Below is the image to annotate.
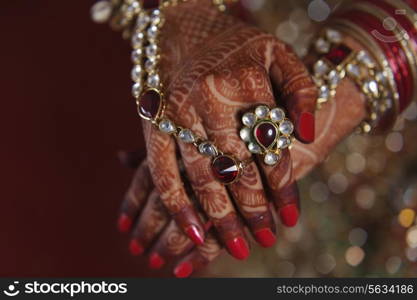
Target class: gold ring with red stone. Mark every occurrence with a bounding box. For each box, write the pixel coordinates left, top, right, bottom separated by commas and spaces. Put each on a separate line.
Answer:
239, 105, 294, 166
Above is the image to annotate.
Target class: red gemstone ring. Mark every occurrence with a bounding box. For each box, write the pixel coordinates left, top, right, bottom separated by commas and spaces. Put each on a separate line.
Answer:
239, 105, 294, 166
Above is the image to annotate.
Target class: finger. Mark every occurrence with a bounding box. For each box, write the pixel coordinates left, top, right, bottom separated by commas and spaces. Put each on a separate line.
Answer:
199, 59, 281, 246
117, 149, 146, 169
269, 42, 318, 143
177, 127, 250, 259
207, 125, 276, 248
129, 189, 169, 256
260, 148, 300, 227
144, 121, 206, 246
173, 233, 223, 278
118, 159, 152, 233
147, 220, 194, 270
229, 45, 301, 227
229, 163, 276, 247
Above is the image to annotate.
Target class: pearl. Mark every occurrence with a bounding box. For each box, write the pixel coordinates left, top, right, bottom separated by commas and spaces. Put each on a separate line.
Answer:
91, 1, 112, 24
270, 108, 285, 122
178, 129, 195, 143
147, 73, 160, 88
255, 105, 270, 118
132, 82, 142, 98
314, 60, 329, 76
239, 127, 251, 142
136, 12, 150, 30
159, 119, 176, 134
277, 136, 291, 149
242, 113, 256, 127
146, 44, 158, 58
279, 120, 294, 135
131, 32, 144, 49
248, 142, 261, 154
131, 65, 142, 82
198, 142, 218, 157
147, 25, 158, 40
315, 38, 330, 53
131, 48, 142, 64
325, 29, 342, 43
145, 58, 157, 72
264, 152, 280, 166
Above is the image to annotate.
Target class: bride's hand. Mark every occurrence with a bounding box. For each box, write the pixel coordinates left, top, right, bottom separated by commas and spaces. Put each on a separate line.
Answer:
117, 68, 367, 275
118, 1, 317, 260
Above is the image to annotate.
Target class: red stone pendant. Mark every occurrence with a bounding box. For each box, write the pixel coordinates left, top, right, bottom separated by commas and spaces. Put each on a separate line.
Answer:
254, 122, 277, 149
211, 155, 240, 184
325, 44, 352, 66
138, 89, 162, 120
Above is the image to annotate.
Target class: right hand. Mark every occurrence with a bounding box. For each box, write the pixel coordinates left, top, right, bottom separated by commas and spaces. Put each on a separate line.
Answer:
122, 0, 318, 260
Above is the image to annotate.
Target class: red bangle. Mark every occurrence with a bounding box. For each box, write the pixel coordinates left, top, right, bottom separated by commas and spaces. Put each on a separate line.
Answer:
403, 0, 417, 11
363, 0, 417, 55
337, 10, 413, 111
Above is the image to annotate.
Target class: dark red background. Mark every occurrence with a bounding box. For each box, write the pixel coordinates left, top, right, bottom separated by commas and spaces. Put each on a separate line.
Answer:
0, 1, 154, 276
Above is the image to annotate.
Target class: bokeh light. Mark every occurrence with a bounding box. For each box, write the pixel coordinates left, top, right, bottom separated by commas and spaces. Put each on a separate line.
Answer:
398, 208, 416, 228
406, 226, 417, 248
345, 246, 365, 267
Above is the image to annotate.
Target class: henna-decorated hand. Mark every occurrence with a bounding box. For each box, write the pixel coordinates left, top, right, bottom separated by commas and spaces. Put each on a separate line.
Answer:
118, 0, 318, 261
116, 0, 371, 269
118, 75, 365, 275
118, 151, 221, 275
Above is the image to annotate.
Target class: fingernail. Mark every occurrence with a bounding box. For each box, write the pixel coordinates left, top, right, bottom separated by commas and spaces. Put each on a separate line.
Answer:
297, 112, 315, 143
129, 239, 144, 256
254, 228, 277, 248
185, 225, 204, 245
226, 236, 249, 260
118, 214, 132, 233
174, 261, 193, 278
149, 252, 165, 269
280, 204, 299, 227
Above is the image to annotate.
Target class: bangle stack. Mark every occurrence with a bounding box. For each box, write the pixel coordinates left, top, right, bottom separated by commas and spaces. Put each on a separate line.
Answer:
312, 0, 417, 133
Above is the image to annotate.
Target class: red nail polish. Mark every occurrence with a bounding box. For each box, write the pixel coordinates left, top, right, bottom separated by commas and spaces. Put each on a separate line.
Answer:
129, 239, 144, 256
226, 236, 249, 260
254, 228, 277, 248
298, 112, 315, 143
280, 204, 299, 227
185, 225, 204, 245
174, 261, 193, 278
149, 252, 165, 269
118, 214, 132, 233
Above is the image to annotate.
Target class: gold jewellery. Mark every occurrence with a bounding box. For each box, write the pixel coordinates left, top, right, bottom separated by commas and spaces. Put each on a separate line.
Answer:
311, 28, 397, 133
90, 0, 293, 185
239, 105, 294, 166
